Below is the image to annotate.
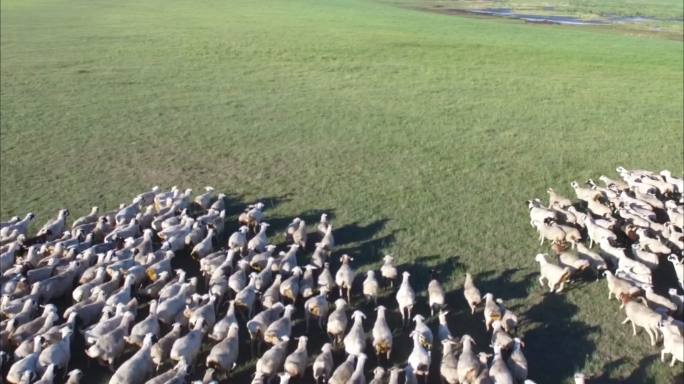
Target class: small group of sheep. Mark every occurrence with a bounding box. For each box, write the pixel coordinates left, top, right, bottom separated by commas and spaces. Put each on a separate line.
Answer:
1, 185, 541, 384
528, 167, 684, 373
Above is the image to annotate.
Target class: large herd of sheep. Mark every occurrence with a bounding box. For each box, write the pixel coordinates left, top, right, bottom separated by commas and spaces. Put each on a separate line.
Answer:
1, 186, 538, 384
1, 165, 682, 384
529, 167, 684, 378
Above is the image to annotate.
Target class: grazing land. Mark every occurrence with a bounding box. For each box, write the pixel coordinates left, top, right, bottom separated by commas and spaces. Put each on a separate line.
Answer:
1, 0, 682, 382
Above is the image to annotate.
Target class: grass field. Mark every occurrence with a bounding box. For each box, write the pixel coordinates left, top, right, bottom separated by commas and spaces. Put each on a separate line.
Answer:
1, 0, 683, 382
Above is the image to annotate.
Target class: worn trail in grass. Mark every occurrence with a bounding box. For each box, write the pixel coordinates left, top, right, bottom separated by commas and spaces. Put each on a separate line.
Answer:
1, 0, 683, 382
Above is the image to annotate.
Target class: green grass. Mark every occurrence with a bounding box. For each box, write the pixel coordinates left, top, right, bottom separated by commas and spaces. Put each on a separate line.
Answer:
1, 0, 683, 382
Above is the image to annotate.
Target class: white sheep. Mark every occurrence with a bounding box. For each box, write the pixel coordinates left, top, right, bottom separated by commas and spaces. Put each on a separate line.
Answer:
658, 318, 684, 366
622, 297, 663, 346
535, 254, 571, 293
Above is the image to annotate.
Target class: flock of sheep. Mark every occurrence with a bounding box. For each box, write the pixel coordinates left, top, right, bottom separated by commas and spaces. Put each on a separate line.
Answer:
0, 165, 682, 384
1, 186, 538, 384
529, 167, 684, 378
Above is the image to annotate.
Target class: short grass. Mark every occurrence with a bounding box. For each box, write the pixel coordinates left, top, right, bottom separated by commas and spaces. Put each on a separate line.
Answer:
1, 0, 683, 382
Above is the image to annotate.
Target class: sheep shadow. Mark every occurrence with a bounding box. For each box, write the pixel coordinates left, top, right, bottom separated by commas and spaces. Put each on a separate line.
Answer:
523, 294, 599, 383
592, 355, 684, 383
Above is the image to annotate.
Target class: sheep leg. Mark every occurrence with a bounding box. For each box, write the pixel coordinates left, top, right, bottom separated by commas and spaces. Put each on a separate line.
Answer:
670, 355, 676, 367
539, 235, 545, 246
556, 281, 565, 293
347, 287, 351, 304
661, 350, 667, 362
538, 276, 545, 287
647, 328, 656, 346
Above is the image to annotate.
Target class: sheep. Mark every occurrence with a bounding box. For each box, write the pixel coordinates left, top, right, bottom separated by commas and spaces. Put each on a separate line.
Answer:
440, 338, 460, 384
535, 253, 571, 293
507, 338, 528, 382
248, 222, 270, 253
227, 226, 249, 253
229, 259, 251, 295
85, 311, 136, 367
291, 219, 307, 249
239, 202, 266, 232
669, 288, 684, 316
604, 270, 640, 304
547, 188, 573, 208
126, 300, 161, 348
311, 245, 328, 269
38, 327, 72, 374
558, 251, 591, 277
255, 257, 276, 293
667, 254, 684, 289
369, 367, 386, 384
191, 225, 215, 259
156, 282, 191, 324
349, 353, 368, 384
245, 304, 285, 355
428, 269, 446, 316
396, 271, 416, 326
304, 287, 330, 331
283, 336, 308, 379
412, 314, 434, 350
380, 255, 398, 287
313, 342, 334, 383
6, 336, 43, 384
496, 299, 518, 334
642, 285, 678, 314
587, 199, 613, 218
110, 333, 156, 384
575, 243, 608, 274
599, 175, 629, 191
658, 318, 684, 366
170, 318, 206, 366
622, 297, 663, 346
372, 305, 393, 360
636, 228, 671, 254
387, 367, 402, 384
584, 216, 617, 248
362, 270, 379, 304
527, 199, 558, 225
463, 272, 482, 314
489, 345, 514, 384
300, 264, 317, 299
329, 354, 356, 384
457, 334, 481, 383
335, 254, 355, 303
344, 310, 367, 356
261, 274, 282, 309
436, 310, 453, 343
408, 330, 431, 380
146, 360, 189, 384
491, 320, 514, 351
571, 181, 603, 203
65, 369, 83, 384
263, 304, 295, 345
278, 244, 300, 275
37, 209, 69, 241
151, 322, 183, 369
531, 218, 565, 246
280, 267, 302, 304
234, 273, 258, 319
206, 323, 240, 375
327, 299, 349, 346
254, 339, 289, 382
318, 224, 335, 253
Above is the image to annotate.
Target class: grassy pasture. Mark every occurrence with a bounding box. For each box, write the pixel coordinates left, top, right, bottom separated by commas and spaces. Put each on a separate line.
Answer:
1, 0, 683, 382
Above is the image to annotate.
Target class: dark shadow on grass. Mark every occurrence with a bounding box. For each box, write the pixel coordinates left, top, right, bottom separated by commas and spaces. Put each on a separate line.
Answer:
524, 294, 599, 383
591, 355, 679, 383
